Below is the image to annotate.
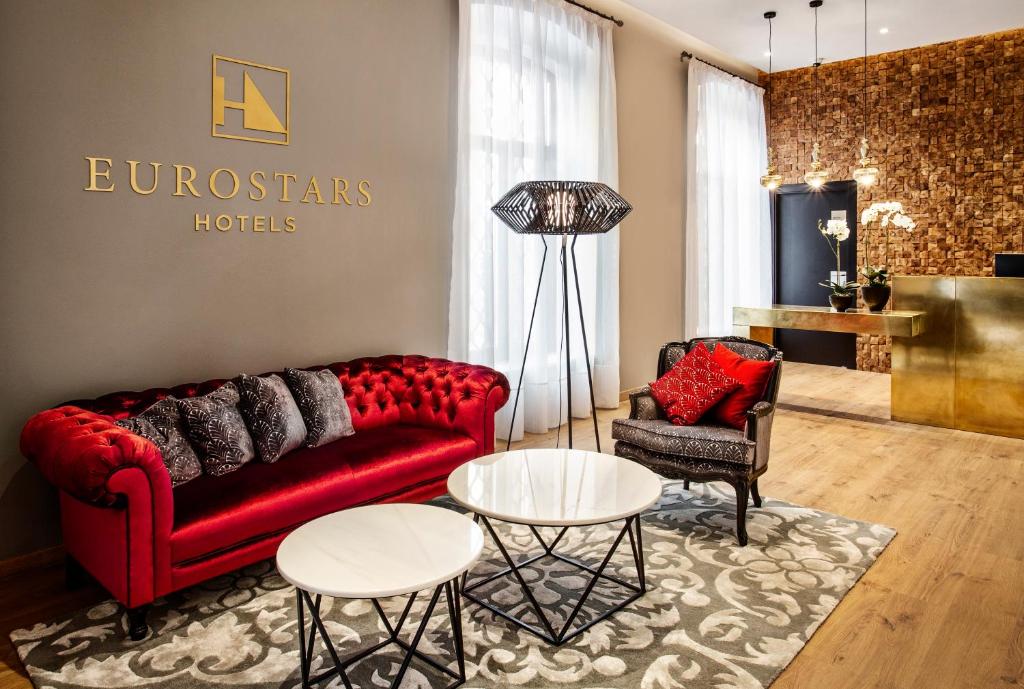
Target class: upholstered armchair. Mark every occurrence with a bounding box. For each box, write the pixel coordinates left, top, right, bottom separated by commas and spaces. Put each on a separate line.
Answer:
612, 337, 783, 546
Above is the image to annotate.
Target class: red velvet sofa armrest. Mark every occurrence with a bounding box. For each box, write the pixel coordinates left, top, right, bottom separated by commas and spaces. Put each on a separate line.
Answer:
449, 361, 511, 454
21, 405, 173, 506
399, 357, 510, 455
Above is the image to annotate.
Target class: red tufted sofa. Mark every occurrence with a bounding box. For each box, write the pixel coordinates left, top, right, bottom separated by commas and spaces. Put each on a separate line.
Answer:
21, 355, 509, 638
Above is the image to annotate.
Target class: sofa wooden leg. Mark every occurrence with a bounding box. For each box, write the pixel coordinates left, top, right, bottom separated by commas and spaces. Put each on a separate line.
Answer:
683, 479, 690, 490
751, 479, 762, 507
734, 480, 750, 546
65, 555, 89, 590
126, 605, 151, 641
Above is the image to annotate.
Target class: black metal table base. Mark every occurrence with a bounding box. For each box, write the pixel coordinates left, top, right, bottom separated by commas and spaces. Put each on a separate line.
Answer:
295, 578, 466, 689
461, 514, 647, 646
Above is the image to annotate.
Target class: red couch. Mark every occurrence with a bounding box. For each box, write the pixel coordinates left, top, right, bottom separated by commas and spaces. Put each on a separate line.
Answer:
21, 355, 509, 639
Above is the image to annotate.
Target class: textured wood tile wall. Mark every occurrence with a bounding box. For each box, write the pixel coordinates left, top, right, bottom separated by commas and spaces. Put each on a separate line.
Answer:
762, 28, 1024, 372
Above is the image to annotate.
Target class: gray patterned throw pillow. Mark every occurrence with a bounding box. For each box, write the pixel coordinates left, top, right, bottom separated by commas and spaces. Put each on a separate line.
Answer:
236, 373, 308, 463
116, 397, 202, 487
177, 382, 255, 476
284, 368, 355, 447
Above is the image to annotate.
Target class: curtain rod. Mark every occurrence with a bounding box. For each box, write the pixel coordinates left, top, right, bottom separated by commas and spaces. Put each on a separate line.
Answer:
565, 0, 624, 26
680, 51, 760, 88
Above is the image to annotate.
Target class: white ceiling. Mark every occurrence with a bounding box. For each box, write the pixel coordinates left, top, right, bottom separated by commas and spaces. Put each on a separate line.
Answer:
622, 0, 1024, 72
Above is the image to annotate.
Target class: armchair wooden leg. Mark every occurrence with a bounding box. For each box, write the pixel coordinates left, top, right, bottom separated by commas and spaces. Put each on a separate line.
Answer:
126, 605, 151, 641
733, 480, 750, 546
683, 479, 690, 490
751, 479, 762, 508
65, 555, 89, 590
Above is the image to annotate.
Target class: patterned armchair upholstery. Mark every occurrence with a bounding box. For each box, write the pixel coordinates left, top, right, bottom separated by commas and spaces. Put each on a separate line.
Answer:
612, 337, 782, 545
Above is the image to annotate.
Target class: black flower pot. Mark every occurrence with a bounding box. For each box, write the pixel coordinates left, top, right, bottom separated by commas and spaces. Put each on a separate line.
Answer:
860, 284, 891, 312
829, 293, 855, 312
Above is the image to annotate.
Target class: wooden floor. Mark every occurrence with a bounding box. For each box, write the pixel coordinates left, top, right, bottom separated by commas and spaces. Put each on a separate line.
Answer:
1, 361, 1022, 688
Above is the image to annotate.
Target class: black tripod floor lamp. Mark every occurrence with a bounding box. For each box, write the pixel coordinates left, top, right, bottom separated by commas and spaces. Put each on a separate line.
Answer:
491, 181, 632, 452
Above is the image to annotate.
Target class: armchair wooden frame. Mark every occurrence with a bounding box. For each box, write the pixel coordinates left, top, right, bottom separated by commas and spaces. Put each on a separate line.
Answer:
613, 337, 783, 545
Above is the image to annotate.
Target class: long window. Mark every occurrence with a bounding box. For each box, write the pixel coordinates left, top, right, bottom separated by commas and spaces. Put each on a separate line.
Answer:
448, 0, 620, 441
685, 60, 773, 338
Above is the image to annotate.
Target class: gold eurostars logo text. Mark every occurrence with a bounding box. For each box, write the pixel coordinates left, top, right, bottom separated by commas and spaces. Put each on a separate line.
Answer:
84, 157, 372, 234
81, 55, 373, 234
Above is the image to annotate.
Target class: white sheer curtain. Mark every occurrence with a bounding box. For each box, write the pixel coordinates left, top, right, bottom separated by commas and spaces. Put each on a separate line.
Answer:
684, 60, 773, 338
448, 0, 620, 442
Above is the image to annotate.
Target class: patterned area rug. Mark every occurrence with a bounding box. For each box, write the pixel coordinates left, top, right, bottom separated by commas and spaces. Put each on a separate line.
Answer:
11, 481, 894, 689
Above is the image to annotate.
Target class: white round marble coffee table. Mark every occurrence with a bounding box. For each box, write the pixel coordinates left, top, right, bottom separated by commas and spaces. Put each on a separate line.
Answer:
277, 503, 483, 689
447, 448, 662, 646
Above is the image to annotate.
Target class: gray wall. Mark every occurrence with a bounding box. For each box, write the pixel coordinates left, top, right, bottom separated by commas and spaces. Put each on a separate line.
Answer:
0, 0, 458, 559
0, 0, 760, 561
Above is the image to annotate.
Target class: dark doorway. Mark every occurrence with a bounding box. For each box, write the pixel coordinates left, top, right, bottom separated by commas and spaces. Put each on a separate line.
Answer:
773, 181, 858, 368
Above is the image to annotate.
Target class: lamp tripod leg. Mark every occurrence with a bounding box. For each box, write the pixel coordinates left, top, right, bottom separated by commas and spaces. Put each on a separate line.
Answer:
506, 238, 548, 450
561, 236, 573, 449
570, 237, 601, 452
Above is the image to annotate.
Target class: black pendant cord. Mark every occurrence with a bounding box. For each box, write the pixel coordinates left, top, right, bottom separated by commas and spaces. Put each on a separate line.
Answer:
862, 0, 868, 143
766, 11, 775, 151
768, 16, 773, 133
863, 0, 867, 142
561, 237, 573, 449
813, 2, 820, 146
571, 236, 601, 452
505, 238, 549, 451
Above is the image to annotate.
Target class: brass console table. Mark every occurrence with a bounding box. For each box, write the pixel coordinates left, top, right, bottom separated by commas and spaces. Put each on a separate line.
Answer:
732, 304, 926, 344
732, 275, 1024, 440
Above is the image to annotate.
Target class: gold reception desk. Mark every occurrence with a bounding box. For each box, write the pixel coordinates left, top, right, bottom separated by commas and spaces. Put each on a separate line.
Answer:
733, 276, 1024, 440
891, 276, 1024, 439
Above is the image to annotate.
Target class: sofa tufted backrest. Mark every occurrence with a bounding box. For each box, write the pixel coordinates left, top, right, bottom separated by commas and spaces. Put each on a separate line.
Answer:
325, 355, 495, 432
25, 356, 508, 507
66, 355, 508, 435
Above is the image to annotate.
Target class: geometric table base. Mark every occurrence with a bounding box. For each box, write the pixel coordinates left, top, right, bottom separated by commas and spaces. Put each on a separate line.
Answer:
295, 579, 466, 689
461, 514, 647, 647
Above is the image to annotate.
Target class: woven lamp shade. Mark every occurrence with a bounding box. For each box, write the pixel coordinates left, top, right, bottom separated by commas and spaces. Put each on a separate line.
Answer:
491, 181, 632, 235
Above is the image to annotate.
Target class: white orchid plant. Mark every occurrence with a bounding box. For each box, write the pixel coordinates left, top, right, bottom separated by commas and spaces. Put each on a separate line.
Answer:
860, 201, 916, 286
861, 201, 916, 231
817, 219, 857, 295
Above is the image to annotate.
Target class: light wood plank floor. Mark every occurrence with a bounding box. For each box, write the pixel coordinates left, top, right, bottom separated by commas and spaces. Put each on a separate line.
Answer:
1, 362, 1021, 688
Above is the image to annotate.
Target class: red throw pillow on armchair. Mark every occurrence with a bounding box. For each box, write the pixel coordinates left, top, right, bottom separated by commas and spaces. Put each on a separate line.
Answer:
707, 344, 777, 430
649, 344, 741, 426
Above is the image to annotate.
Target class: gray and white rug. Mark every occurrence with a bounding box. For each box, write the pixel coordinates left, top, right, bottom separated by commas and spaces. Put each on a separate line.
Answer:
11, 481, 895, 689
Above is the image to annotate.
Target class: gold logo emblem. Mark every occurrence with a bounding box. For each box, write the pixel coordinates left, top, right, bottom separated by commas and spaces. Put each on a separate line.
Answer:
212, 55, 290, 145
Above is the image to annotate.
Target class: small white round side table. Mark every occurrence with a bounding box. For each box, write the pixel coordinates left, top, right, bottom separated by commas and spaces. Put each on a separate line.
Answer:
277, 503, 483, 689
447, 448, 662, 646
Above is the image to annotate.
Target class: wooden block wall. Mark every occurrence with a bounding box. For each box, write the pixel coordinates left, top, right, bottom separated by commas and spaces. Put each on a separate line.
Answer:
762, 28, 1024, 372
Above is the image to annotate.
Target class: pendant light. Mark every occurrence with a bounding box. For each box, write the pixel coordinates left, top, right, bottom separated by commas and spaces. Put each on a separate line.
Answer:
804, 0, 829, 189
759, 10, 783, 190
853, 0, 880, 186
